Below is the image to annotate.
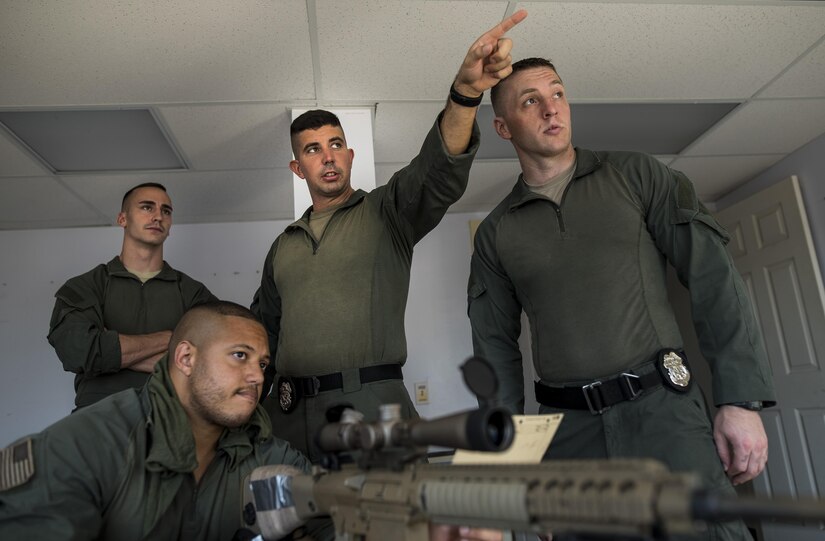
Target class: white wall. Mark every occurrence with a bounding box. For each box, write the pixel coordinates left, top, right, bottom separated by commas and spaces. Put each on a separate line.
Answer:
0, 213, 488, 447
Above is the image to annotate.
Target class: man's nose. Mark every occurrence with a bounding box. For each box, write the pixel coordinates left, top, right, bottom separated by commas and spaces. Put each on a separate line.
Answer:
248, 362, 265, 384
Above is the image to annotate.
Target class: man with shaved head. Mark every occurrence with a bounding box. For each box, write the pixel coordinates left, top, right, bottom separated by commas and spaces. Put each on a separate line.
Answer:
48, 182, 217, 409
2, 301, 326, 539
1, 301, 502, 541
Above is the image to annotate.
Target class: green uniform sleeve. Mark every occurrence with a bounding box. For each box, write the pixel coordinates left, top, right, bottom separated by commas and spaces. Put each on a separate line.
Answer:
47, 273, 122, 376
0, 430, 116, 539
467, 215, 526, 414
382, 112, 480, 244
251, 239, 282, 399
634, 157, 776, 407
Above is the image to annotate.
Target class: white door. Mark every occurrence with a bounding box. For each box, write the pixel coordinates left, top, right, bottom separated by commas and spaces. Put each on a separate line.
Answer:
715, 175, 825, 540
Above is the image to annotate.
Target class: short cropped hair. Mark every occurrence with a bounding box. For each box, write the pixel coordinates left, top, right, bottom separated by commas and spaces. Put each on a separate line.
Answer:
169, 301, 262, 357
121, 182, 168, 211
290, 110, 343, 155
490, 58, 560, 116
290, 109, 341, 136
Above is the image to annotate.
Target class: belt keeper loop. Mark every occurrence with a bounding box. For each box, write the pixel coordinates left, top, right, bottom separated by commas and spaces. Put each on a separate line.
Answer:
306, 376, 321, 397
620, 372, 642, 401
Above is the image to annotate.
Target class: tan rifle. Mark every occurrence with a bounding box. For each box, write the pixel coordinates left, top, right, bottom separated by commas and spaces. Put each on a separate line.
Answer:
242, 359, 825, 540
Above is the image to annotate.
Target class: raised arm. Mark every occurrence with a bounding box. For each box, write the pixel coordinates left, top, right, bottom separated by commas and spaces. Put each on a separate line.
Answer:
440, 9, 527, 155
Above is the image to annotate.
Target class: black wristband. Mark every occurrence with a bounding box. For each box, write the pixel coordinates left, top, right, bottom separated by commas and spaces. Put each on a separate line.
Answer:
449, 83, 483, 107
727, 401, 763, 411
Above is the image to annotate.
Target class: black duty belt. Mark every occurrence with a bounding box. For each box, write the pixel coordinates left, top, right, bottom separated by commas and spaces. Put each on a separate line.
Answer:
292, 363, 403, 396
534, 349, 692, 415
277, 364, 404, 414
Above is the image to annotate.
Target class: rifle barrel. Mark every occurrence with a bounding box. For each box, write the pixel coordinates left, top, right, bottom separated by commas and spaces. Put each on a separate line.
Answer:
692, 490, 825, 523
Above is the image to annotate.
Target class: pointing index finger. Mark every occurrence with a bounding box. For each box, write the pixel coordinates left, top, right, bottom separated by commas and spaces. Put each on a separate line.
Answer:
484, 9, 527, 41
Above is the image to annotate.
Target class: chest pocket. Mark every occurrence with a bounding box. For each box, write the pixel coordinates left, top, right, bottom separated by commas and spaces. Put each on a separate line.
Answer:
103, 277, 186, 334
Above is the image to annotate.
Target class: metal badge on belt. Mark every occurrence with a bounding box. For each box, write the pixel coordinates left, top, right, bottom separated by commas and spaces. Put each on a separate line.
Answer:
657, 349, 692, 392
278, 377, 298, 414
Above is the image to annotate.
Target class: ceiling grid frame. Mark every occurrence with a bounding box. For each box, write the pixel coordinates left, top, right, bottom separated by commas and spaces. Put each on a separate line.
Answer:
0, 0, 823, 228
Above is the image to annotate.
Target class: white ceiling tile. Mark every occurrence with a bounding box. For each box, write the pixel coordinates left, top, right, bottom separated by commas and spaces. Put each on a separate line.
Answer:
453, 160, 522, 213
669, 154, 786, 202
374, 163, 405, 189
373, 102, 447, 164
1, 1, 823, 230
160, 171, 296, 223
0, 132, 51, 176
653, 155, 678, 166
519, 2, 825, 100
315, 1, 508, 101
0, 177, 108, 229
63, 170, 295, 225
378, 158, 503, 211
685, 98, 825, 156
0, 0, 315, 105
381, 159, 523, 215
158, 104, 293, 170
760, 37, 825, 98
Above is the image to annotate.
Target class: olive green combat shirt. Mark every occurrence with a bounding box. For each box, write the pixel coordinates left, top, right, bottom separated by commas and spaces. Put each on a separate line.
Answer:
48, 257, 217, 408
468, 149, 776, 413
0, 358, 331, 540
253, 114, 480, 379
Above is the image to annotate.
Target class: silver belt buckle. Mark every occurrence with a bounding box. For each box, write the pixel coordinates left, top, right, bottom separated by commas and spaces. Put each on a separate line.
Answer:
582, 380, 608, 415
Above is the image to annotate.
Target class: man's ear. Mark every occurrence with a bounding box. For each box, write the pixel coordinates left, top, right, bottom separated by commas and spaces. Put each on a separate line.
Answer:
289, 160, 305, 179
116, 211, 127, 228
493, 117, 512, 140
173, 341, 196, 376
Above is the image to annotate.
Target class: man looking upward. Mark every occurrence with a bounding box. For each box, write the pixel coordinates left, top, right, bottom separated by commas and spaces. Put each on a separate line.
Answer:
468, 58, 775, 541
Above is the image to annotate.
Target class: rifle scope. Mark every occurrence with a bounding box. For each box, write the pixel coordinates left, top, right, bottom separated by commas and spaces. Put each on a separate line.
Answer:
317, 406, 515, 454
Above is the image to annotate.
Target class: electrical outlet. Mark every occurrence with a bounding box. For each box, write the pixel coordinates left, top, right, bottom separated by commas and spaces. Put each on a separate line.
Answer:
414, 381, 429, 404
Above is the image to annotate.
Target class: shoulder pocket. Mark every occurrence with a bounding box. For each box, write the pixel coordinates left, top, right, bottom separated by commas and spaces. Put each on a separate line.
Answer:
55, 287, 99, 310
670, 172, 730, 243
468, 280, 487, 300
